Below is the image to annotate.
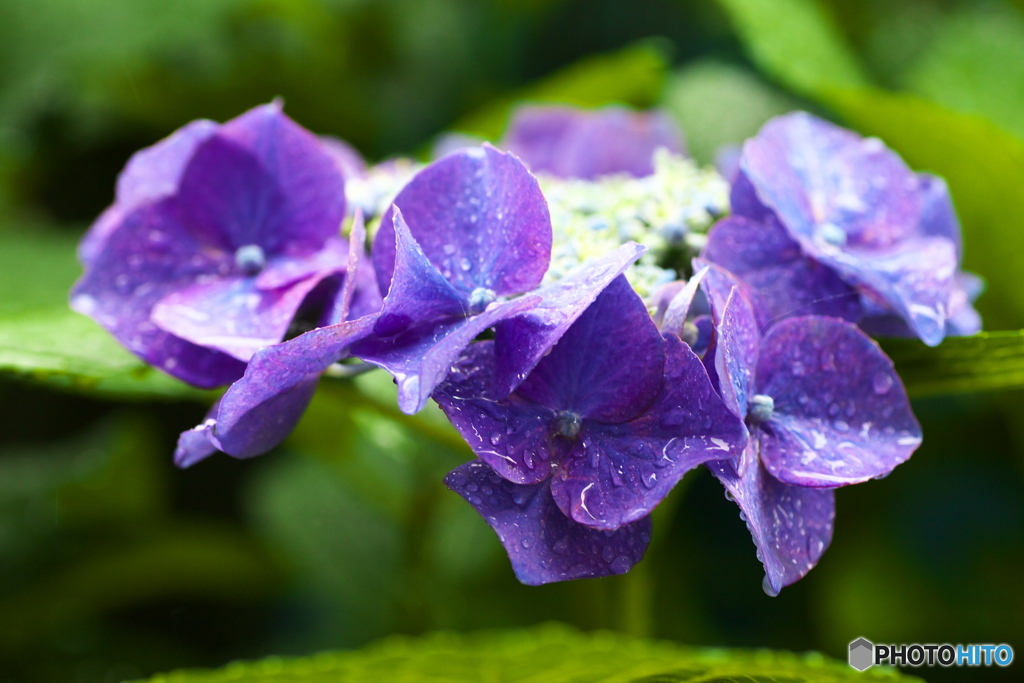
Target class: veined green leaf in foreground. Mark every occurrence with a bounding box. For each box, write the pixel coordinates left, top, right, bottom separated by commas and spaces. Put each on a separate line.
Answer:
142, 624, 918, 682
0, 306, 212, 400
883, 331, 1024, 399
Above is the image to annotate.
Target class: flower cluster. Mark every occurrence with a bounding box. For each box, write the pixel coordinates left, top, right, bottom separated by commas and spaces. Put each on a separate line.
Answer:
73, 103, 974, 592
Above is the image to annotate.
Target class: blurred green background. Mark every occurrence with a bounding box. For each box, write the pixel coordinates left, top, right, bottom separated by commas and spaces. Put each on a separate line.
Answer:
1, 1, 1022, 681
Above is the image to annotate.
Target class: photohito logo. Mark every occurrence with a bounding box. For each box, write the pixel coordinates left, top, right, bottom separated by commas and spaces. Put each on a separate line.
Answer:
848, 638, 1014, 670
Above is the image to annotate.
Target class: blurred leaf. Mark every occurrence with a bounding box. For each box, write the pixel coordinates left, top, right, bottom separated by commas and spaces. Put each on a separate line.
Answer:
883, 331, 1024, 399
903, 3, 1024, 141
0, 227, 82, 313
0, 523, 280, 655
452, 41, 671, 140
0, 307, 214, 400
714, 0, 869, 97
140, 623, 920, 681
825, 89, 1024, 331
663, 59, 799, 164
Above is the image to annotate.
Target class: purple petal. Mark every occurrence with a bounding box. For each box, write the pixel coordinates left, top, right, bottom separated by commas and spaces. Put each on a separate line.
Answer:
660, 265, 708, 337
353, 294, 542, 415
445, 460, 652, 585
219, 102, 347, 253
703, 215, 862, 322
319, 210, 379, 326
729, 170, 776, 224
70, 199, 245, 388
151, 267, 332, 361
503, 105, 686, 179
373, 145, 552, 298
80, 120, 219, 264
491, 242, 645, 398
823, 237, 957, 346
197, 315, 379, 461
693, 258, 773, 332
756, 316, 921, 487
705, 282, 760, 419
373, 209, 470, 337
708, 447, 835, 595
946, 272, 983, 337
320, 134, 367, 181
515, 274, 663, 424
434, 342, 565, 485
254, 236, 348, 290
741, 113, 922, 253
551, 336, 747, 529
917, 172, 962, 258
174, 405, 219, 468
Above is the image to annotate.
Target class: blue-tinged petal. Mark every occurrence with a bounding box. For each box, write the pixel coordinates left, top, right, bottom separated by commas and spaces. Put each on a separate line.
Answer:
660, 266, 708, 337
178, 315, 379, 465
254, 236, 348, 291
706, 284, 760, 420
80, 120, 218, 264
434, 342, 564, 485
917, 172, 962, 258
373, 209, 469, 337
491, 242, 645, 398
150, 270, 331, 362
823, 236, 957, 346
353, 295, 542, 415
551, 336, 747, 529
319, 210, 382, 326
515, 275, 663, 425
693, 258, 773, 332
756, 316, 921, 487
740, 112, 922, 252
372, 145, 551, 298
445, 460, 652, 585
219, 102, 347, 253
70, 199, 245, 388
708, 446, 835, 596
703, 215, 862, 323
175, 415, 219, 468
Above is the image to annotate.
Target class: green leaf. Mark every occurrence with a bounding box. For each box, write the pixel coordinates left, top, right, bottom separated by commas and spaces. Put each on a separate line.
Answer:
140, 624, 920, 682
452, 40, 671, 140
883, 331, 1024, 399
0, 306, 213, 400
824, 88, 1024, 331
0, 227, 82, 314
714, 0, 869, 97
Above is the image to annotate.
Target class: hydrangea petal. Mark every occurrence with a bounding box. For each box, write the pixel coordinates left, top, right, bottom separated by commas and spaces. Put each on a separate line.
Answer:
660, 265, 708, 337
219, 102, 347, 253
500, 106, 579, 174
353, 295, 542, 415
151, 270, 329, 361
917, 173, 962, 258
373, 209, 470, 337
80, 120, 218, 264
254, 236, 348, 290
709, 286, 760, 420
434, 342, 565, 485
515, 275, 664, 424
703, 215, 862, 322
373, 145, 552, 297
707, 446, 835, 596
175, 416, 219, 468
551, 336, 747, 529
757, 316, 921, 487
823, 237, 957, 346
70, 199, 245, 388
445, 460, 652, 585
741, 112, 922, 252
491, 242, 645, 398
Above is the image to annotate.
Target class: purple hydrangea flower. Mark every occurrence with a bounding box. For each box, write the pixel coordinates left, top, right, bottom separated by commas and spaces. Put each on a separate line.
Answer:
360, 144, 645, 414
501, 105, 686, 179
438, 275, 746, 583
693, 262, 922, 594
704, 112, 980, 346
71, 102, 351, 388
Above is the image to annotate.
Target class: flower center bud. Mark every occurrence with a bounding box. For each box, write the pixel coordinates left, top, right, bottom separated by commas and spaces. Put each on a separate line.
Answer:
816, 222, 847, 248
681, 320, 700, 347
235, 244, 266, 276
747, 394, 775, 424
554, 411, 582, 439
468, 287, 497, 315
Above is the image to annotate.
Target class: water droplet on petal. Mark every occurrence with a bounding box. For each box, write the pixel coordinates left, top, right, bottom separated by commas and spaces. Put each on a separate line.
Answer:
762, 575, 780, 597
873, 371, 893, 395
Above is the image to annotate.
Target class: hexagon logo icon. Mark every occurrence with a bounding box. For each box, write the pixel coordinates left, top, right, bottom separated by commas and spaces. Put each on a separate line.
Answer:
849, 637, 874, 671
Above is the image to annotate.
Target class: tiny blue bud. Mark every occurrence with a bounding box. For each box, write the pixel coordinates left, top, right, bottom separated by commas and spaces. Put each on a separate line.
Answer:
816, 222, 847, 247
554, 411, 582, 439
235, 244, 266, 276
748, 394, 775, 424
468, 287, 497, 314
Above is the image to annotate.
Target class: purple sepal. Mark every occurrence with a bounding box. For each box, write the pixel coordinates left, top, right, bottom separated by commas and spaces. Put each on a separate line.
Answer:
321, 210, 382, 326
550, 336, 747, 530
707, 447, 835, 596
445, 460, 652, 586
502, 105, 686, 180
320, 135, 367, 181
660, 266, 708, 337
174, 410, 219, 468
373, 145, 552, 299
175, 314, 379, 466
703, 215, 862, 323
756, 317, 921, 487
354, 295, 542, 415
80, 119, 218, 264
373, 209, 469, 337
917, 173, 962, 258
491, 242, 646, 398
